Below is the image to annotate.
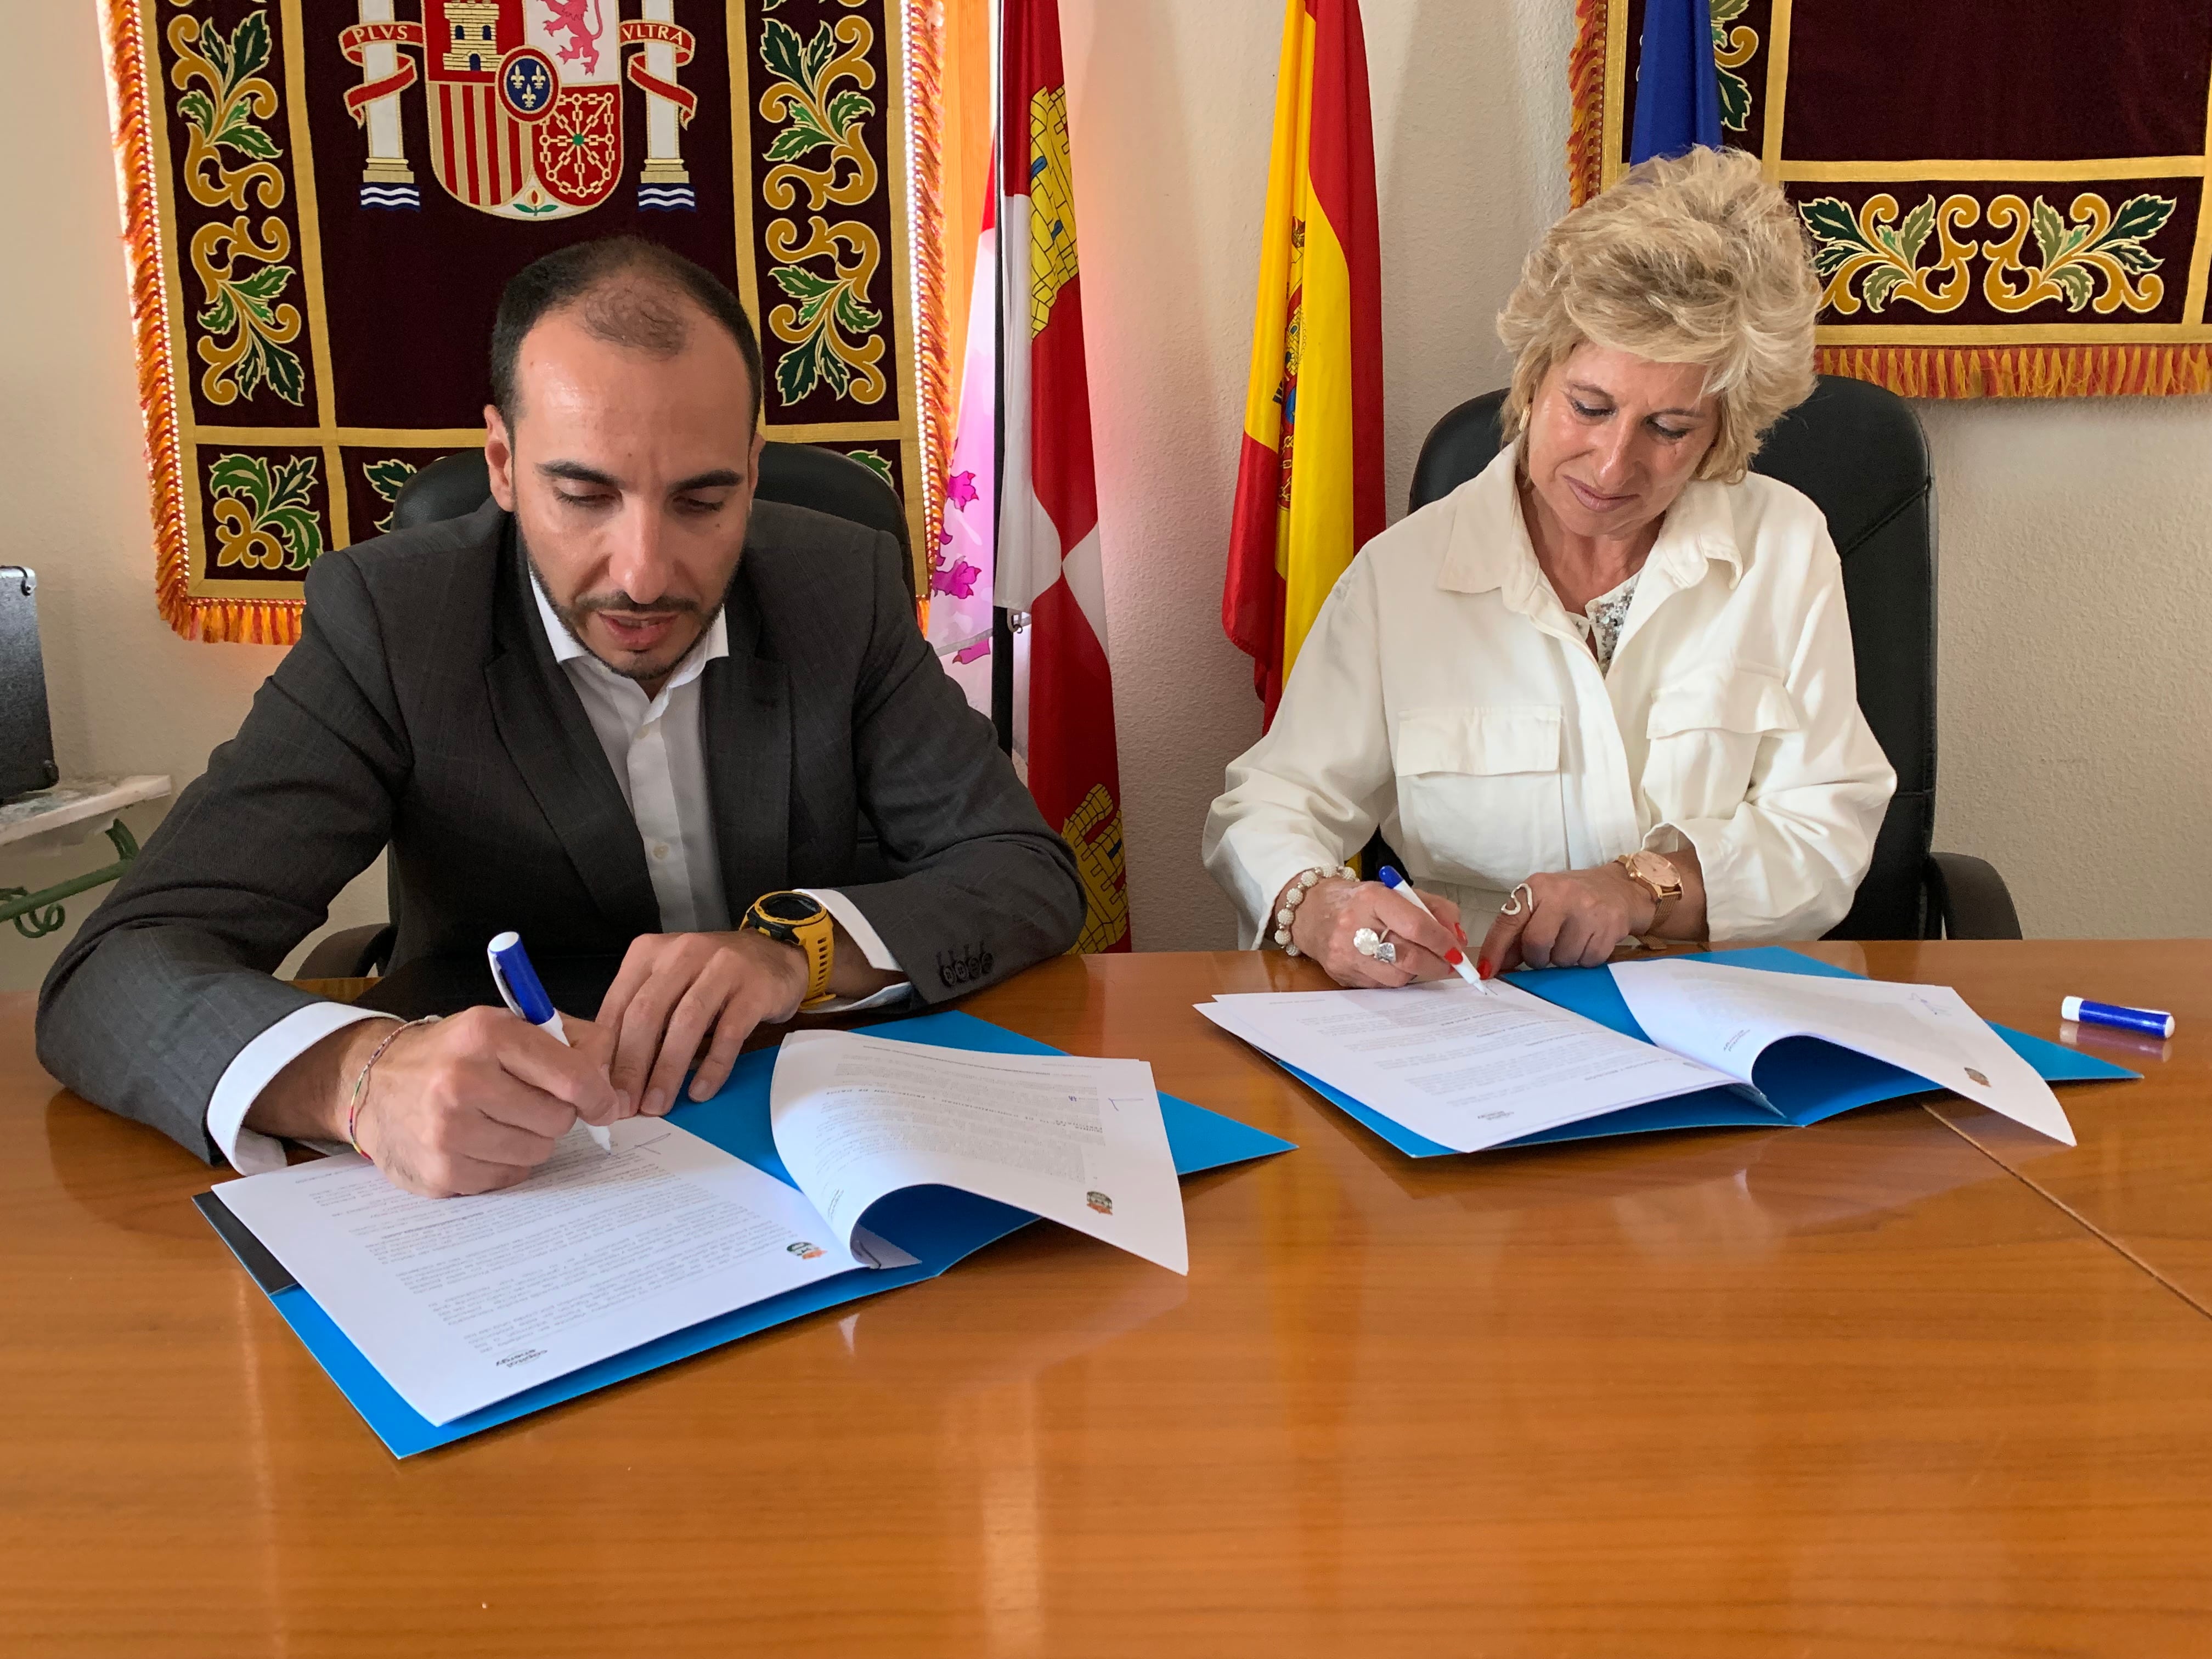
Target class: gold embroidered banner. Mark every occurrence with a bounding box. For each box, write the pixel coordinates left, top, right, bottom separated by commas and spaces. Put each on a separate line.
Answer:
103, 0, 951, 643
1570, 0, 2212, 398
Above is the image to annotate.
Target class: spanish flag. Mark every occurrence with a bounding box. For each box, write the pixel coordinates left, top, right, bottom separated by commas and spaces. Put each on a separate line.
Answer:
1223, 0, 1385, 726
996, 0, 1131, 951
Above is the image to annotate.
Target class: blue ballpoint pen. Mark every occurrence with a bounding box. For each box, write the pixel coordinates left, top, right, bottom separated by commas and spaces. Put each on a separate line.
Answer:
1376, 866, 1488, 990
487, 930, 612, 1150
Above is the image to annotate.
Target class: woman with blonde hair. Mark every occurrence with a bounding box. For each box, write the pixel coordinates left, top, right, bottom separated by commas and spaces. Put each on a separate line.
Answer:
1204, 146, 1894, 986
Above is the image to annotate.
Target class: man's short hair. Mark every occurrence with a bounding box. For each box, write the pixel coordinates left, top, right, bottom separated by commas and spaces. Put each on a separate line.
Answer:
489, 236, 764, 429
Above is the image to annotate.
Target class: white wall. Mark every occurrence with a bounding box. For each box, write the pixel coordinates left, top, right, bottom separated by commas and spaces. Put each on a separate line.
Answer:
2, 2, 2205, 997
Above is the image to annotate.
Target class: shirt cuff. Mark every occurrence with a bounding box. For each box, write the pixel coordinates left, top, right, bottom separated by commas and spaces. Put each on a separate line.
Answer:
798, 888, 901, 971
207, 1002, 397, 1174
795, 888, 913, 1012
811, 982, 915, 1014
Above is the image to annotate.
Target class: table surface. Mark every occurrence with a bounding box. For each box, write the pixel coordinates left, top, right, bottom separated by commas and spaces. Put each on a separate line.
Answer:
4, 941, 2210, 1658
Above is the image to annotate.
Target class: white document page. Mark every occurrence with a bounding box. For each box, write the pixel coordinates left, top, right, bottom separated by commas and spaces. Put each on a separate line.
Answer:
1609, 958, 2075, 1145
769, 1030, 1189, 1275
214, 1118, 906, 1425
1197, 979, 1742, 1153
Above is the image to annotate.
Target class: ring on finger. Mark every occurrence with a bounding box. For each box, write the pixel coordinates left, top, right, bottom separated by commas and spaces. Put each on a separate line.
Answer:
1502, 882, 1536, 919
1352, 927, 1385, 959
1374, 940, 1398, 966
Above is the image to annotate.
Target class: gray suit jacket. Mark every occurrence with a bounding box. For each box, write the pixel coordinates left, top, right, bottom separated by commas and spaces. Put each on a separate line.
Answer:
37, 498, 1085, 1162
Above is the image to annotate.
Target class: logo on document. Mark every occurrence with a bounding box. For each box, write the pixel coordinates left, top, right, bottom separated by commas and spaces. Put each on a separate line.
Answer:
1965, 1068, 1989, 1087
337, 2, 701, 216
787, 1240, 826, 1261
1085, 1190, 1112, 1216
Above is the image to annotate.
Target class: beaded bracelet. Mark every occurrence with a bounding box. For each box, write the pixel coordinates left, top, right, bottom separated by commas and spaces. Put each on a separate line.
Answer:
1270, 864, 1361, 957
345, 1014, 442, 1160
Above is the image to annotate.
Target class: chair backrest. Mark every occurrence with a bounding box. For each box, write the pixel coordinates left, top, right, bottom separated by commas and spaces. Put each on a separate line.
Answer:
388, 442, 917, 599
1406, 375, 1935, 939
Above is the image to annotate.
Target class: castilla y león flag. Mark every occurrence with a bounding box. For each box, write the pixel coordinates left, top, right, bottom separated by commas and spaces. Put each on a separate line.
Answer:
1223, 0, 1385, 726
998, 0, 1130, 952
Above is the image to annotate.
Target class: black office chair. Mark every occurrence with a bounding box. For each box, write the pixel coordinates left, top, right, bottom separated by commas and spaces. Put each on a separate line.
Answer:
1404, 374, 2020, 940
297, 441, 913, 978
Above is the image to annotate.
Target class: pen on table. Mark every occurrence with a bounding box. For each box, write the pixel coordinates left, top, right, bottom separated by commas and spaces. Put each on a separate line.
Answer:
2061, 996, 2175, 1040
1376, 866, 1487, 988
487, 930, 613, 1150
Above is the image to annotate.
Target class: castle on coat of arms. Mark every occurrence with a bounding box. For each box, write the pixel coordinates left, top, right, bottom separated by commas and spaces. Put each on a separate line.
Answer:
338, 1, 701, 218
442, 3, 504, 73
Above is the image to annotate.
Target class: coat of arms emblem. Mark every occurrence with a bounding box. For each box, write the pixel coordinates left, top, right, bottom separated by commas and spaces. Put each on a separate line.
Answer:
338, 1, 698, 218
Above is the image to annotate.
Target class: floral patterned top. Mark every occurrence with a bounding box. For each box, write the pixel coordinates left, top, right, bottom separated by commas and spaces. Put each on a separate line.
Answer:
1567, 572, 1640, 674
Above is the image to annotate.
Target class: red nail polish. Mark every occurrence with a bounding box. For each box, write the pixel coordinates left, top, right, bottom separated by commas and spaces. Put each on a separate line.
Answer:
1455, 924, 1468, 943
1446, 948, 1464, 966
1477, 957, 1493, 979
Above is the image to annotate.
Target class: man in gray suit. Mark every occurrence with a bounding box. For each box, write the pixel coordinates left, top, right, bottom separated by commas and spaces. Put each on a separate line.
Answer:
38, 238, 1084, 1198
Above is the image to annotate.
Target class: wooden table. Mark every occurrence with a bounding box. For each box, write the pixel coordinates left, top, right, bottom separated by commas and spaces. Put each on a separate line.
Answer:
4, 943, 2210, 1658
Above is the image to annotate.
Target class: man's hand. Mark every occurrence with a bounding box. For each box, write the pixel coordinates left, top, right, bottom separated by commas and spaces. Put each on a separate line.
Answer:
245, 1006, 627, 1200
1285, 876, 1466, 989
597, 930, 809, 1116
353, 1008, 628, 1197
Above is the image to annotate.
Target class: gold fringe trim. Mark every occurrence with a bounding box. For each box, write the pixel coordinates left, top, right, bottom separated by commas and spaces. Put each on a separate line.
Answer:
1819, 344, 2212, 399
905, 0, 951, 604
1566, 0, 1609, 208
101, 0, 303, 646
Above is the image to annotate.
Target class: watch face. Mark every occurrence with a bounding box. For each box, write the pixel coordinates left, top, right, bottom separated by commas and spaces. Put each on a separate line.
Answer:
755, 890, 826, 926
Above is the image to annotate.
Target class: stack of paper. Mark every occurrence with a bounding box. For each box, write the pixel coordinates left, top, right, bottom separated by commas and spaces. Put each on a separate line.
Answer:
1200, 952, 2115, 1158
211, 1025, 1212, 1432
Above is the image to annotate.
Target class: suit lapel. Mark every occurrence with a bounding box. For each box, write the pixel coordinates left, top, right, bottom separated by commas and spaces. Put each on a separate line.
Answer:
483, 533, 660, 939
703, 574, 792, 913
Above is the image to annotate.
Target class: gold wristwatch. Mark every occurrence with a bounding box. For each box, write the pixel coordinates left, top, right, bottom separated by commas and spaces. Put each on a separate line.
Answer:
1613, 850, 1685, 933
741, 891, 837, 1009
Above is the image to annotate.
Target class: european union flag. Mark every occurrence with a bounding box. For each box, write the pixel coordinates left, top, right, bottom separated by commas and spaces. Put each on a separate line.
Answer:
1629, 0, 1724, 163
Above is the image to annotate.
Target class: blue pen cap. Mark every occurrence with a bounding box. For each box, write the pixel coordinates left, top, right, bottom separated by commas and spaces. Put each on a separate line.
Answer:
1377, 866, 1406, 888
487, 930, 557, 1025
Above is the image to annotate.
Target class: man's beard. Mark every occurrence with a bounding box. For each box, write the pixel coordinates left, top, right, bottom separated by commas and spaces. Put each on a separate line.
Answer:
524, 548, 726, 686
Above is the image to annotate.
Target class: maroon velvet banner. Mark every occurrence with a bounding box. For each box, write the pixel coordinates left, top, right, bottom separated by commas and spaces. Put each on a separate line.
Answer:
1570, 0, 2212, 399
104, 0, 942, 642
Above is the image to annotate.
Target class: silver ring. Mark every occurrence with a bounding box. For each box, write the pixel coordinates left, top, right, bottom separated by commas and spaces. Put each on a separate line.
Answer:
1501, 882, 1536, 918
1375, 940, 1398, 966
1352, 927, 1384, 958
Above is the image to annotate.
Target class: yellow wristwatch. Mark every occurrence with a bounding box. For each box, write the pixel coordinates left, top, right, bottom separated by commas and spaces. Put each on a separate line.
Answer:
742, 891, 837, 1009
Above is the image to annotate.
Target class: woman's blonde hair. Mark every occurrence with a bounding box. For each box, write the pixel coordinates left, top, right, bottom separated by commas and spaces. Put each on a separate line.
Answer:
1495, 146, 1819, 482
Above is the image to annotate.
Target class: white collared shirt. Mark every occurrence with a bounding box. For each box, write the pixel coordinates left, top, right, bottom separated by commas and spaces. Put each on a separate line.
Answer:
1203, 445, 1897, 945
204, 578, 907, 1175
534, 577, 733, 934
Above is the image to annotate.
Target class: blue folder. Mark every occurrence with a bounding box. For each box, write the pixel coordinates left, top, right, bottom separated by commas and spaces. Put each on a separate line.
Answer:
198, 1010, 1294, 1457
1257, 946, 2138, 1160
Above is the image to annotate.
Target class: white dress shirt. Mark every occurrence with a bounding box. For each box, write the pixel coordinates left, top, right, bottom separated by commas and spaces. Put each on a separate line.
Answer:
205, 578, 908, 1173
1203, 445, 1897, 946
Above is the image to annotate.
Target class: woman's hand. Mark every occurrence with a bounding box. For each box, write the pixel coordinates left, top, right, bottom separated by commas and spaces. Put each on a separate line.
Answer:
1285, 876, 1467, 988
1477, 865, 1656, 974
